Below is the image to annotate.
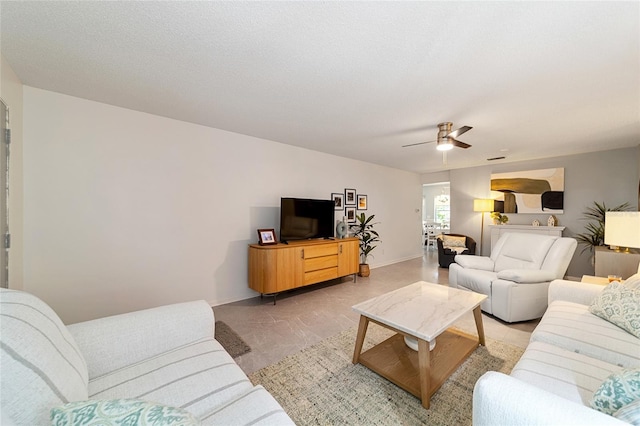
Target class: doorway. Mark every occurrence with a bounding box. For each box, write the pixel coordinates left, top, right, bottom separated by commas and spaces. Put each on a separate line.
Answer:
422, 183, 450, 228
422, 182, 450, 249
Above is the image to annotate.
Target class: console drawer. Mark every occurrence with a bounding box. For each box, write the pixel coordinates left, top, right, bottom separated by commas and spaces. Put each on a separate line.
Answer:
305, 255, 338, 272
303, 244, 338, 259
304, 267, 338, 285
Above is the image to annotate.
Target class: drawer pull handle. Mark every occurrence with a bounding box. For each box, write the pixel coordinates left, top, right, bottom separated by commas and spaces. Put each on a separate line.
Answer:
339, 245, 343, 254
301, 249, 304, 259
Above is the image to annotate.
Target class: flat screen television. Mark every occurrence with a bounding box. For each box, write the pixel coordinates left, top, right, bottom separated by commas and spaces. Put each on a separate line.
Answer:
280, 197, 335, 242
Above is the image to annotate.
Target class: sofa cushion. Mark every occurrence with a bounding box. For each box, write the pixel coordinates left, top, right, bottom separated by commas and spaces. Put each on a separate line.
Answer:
496, 269, 557, 284
88, 338, 254, 420
511, 341, 622, 405
200, 385, 294, 425
531, 300, 640, 368
591, 368, 640, 415
50, 398, 200, 426
453, 255, 494, 271
68, 300, 216, 378
589, 282, 640, 338
492, 233, 556, 272
0, 289, 89, 426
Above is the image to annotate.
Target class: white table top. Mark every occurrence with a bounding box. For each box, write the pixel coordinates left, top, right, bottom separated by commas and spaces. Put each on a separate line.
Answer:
352, 281, 487, 342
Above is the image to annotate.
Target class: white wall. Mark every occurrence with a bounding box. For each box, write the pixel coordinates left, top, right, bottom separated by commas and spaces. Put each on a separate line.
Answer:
428, 148, 640, 277
23, 87, 422, 323
0, 55, 24, 290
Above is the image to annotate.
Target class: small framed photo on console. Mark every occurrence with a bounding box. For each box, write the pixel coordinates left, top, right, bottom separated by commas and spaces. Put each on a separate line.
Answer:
257, 228, 278, 245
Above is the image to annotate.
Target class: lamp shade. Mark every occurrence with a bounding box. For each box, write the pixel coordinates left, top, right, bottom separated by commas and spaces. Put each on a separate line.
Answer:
605, 211, 640, 249
474, 199, 495, 212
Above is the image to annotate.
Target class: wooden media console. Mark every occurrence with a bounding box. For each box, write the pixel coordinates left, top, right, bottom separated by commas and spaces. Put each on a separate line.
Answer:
248, 237, 359, 301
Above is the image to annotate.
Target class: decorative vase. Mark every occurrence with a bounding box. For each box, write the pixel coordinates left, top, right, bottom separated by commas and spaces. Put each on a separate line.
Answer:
358, 264, 370, 277
336, 219, 348, 239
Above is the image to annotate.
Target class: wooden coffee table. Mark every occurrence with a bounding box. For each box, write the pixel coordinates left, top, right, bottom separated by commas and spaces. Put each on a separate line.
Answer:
352, 281, 487, 409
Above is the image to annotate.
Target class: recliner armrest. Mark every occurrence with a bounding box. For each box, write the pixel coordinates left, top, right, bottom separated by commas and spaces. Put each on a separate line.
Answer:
454, 255, 494, 271
496, 269, 557, 283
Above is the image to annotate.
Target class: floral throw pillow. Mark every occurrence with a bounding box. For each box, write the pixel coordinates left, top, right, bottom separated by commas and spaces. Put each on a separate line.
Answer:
51, 399, 200, 426
591, 369, 640, 416
589, 281, 640, 338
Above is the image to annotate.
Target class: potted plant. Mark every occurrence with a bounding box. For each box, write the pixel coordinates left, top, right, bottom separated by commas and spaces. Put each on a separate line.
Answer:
350, 213, 381, 277
490, 212, 509, 225
575, 201, 631, 256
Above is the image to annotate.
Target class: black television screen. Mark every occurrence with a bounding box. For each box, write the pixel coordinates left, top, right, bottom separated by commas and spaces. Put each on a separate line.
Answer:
280, 198, 335, 242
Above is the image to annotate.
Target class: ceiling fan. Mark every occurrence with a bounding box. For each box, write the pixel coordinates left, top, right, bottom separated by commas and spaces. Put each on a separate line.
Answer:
402, 122, 473, 151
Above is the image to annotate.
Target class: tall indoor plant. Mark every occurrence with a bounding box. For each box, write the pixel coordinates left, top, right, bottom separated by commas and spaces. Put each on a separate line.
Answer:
575, 201, 631, 256
350, 213, 381, 277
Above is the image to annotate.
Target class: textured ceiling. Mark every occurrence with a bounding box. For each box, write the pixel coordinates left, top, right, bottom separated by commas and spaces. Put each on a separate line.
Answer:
2, 1, 639, 173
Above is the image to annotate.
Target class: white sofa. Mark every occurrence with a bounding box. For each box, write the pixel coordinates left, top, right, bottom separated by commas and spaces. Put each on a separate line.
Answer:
449, 232, 577, 322
473, 279, 640, 425
0, 288, 294, 425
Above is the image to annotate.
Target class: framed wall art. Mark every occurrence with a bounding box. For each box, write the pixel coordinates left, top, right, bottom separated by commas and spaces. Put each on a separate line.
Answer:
345, 207, 357, 223
257, 228, 278, 245
345, 188, 357, 206
357, 194, 367, 210
491, 168, 564, 214
331, 192, 344, 210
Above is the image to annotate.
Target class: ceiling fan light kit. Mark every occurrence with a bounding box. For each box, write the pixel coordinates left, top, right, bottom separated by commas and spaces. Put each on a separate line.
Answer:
436, 138, 454, 151
402, 121, 473, 152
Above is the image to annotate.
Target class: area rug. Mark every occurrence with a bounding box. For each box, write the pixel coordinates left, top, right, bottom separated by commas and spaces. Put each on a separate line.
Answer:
214, 320, 251, 358
249, 325, 524, 425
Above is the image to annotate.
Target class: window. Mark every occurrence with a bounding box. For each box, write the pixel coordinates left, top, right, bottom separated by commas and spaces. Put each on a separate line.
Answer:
434, 195, 450, 225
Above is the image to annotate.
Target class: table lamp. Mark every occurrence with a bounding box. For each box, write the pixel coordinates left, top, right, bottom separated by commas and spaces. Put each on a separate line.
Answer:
605, 211, 640, 252
473, 199, 495, 255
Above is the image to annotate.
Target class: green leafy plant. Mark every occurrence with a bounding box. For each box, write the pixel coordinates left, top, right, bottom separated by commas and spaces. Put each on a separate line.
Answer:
350, 213, 381, 264
490, 212, 509, 224
575, 201, 631, 254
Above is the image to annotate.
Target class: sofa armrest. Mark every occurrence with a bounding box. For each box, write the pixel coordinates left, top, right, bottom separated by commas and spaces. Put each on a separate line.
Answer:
473, 372, 626, 426
454, 255, 494, 271
496, 269, 557, 283
68, 300, 215, 378
548, 279, 605, 305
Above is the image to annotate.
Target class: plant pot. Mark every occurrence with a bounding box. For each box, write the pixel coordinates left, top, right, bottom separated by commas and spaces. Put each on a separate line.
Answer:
358, 264, 370, 277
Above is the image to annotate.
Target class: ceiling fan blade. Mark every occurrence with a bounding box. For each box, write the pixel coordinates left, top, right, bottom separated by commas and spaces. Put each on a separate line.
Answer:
401, 140, 436, 148
447, 125, 473, 139
452, 139, 471, 149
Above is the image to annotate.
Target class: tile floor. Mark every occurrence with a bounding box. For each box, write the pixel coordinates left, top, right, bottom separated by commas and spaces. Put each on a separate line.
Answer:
213, 249, 539, 375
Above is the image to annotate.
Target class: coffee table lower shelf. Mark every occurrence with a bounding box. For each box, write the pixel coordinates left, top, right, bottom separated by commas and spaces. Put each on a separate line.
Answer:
357, 329, 479, 404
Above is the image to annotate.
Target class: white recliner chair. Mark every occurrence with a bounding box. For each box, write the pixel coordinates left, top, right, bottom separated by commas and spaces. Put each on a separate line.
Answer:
449, 232, 577, 322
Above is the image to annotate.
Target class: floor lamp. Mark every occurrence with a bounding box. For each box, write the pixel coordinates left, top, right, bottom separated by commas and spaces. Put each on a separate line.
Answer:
473, 199, 495, 256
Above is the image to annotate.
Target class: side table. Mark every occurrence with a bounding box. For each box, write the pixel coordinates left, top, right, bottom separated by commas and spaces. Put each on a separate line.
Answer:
580, 275, 623, 285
